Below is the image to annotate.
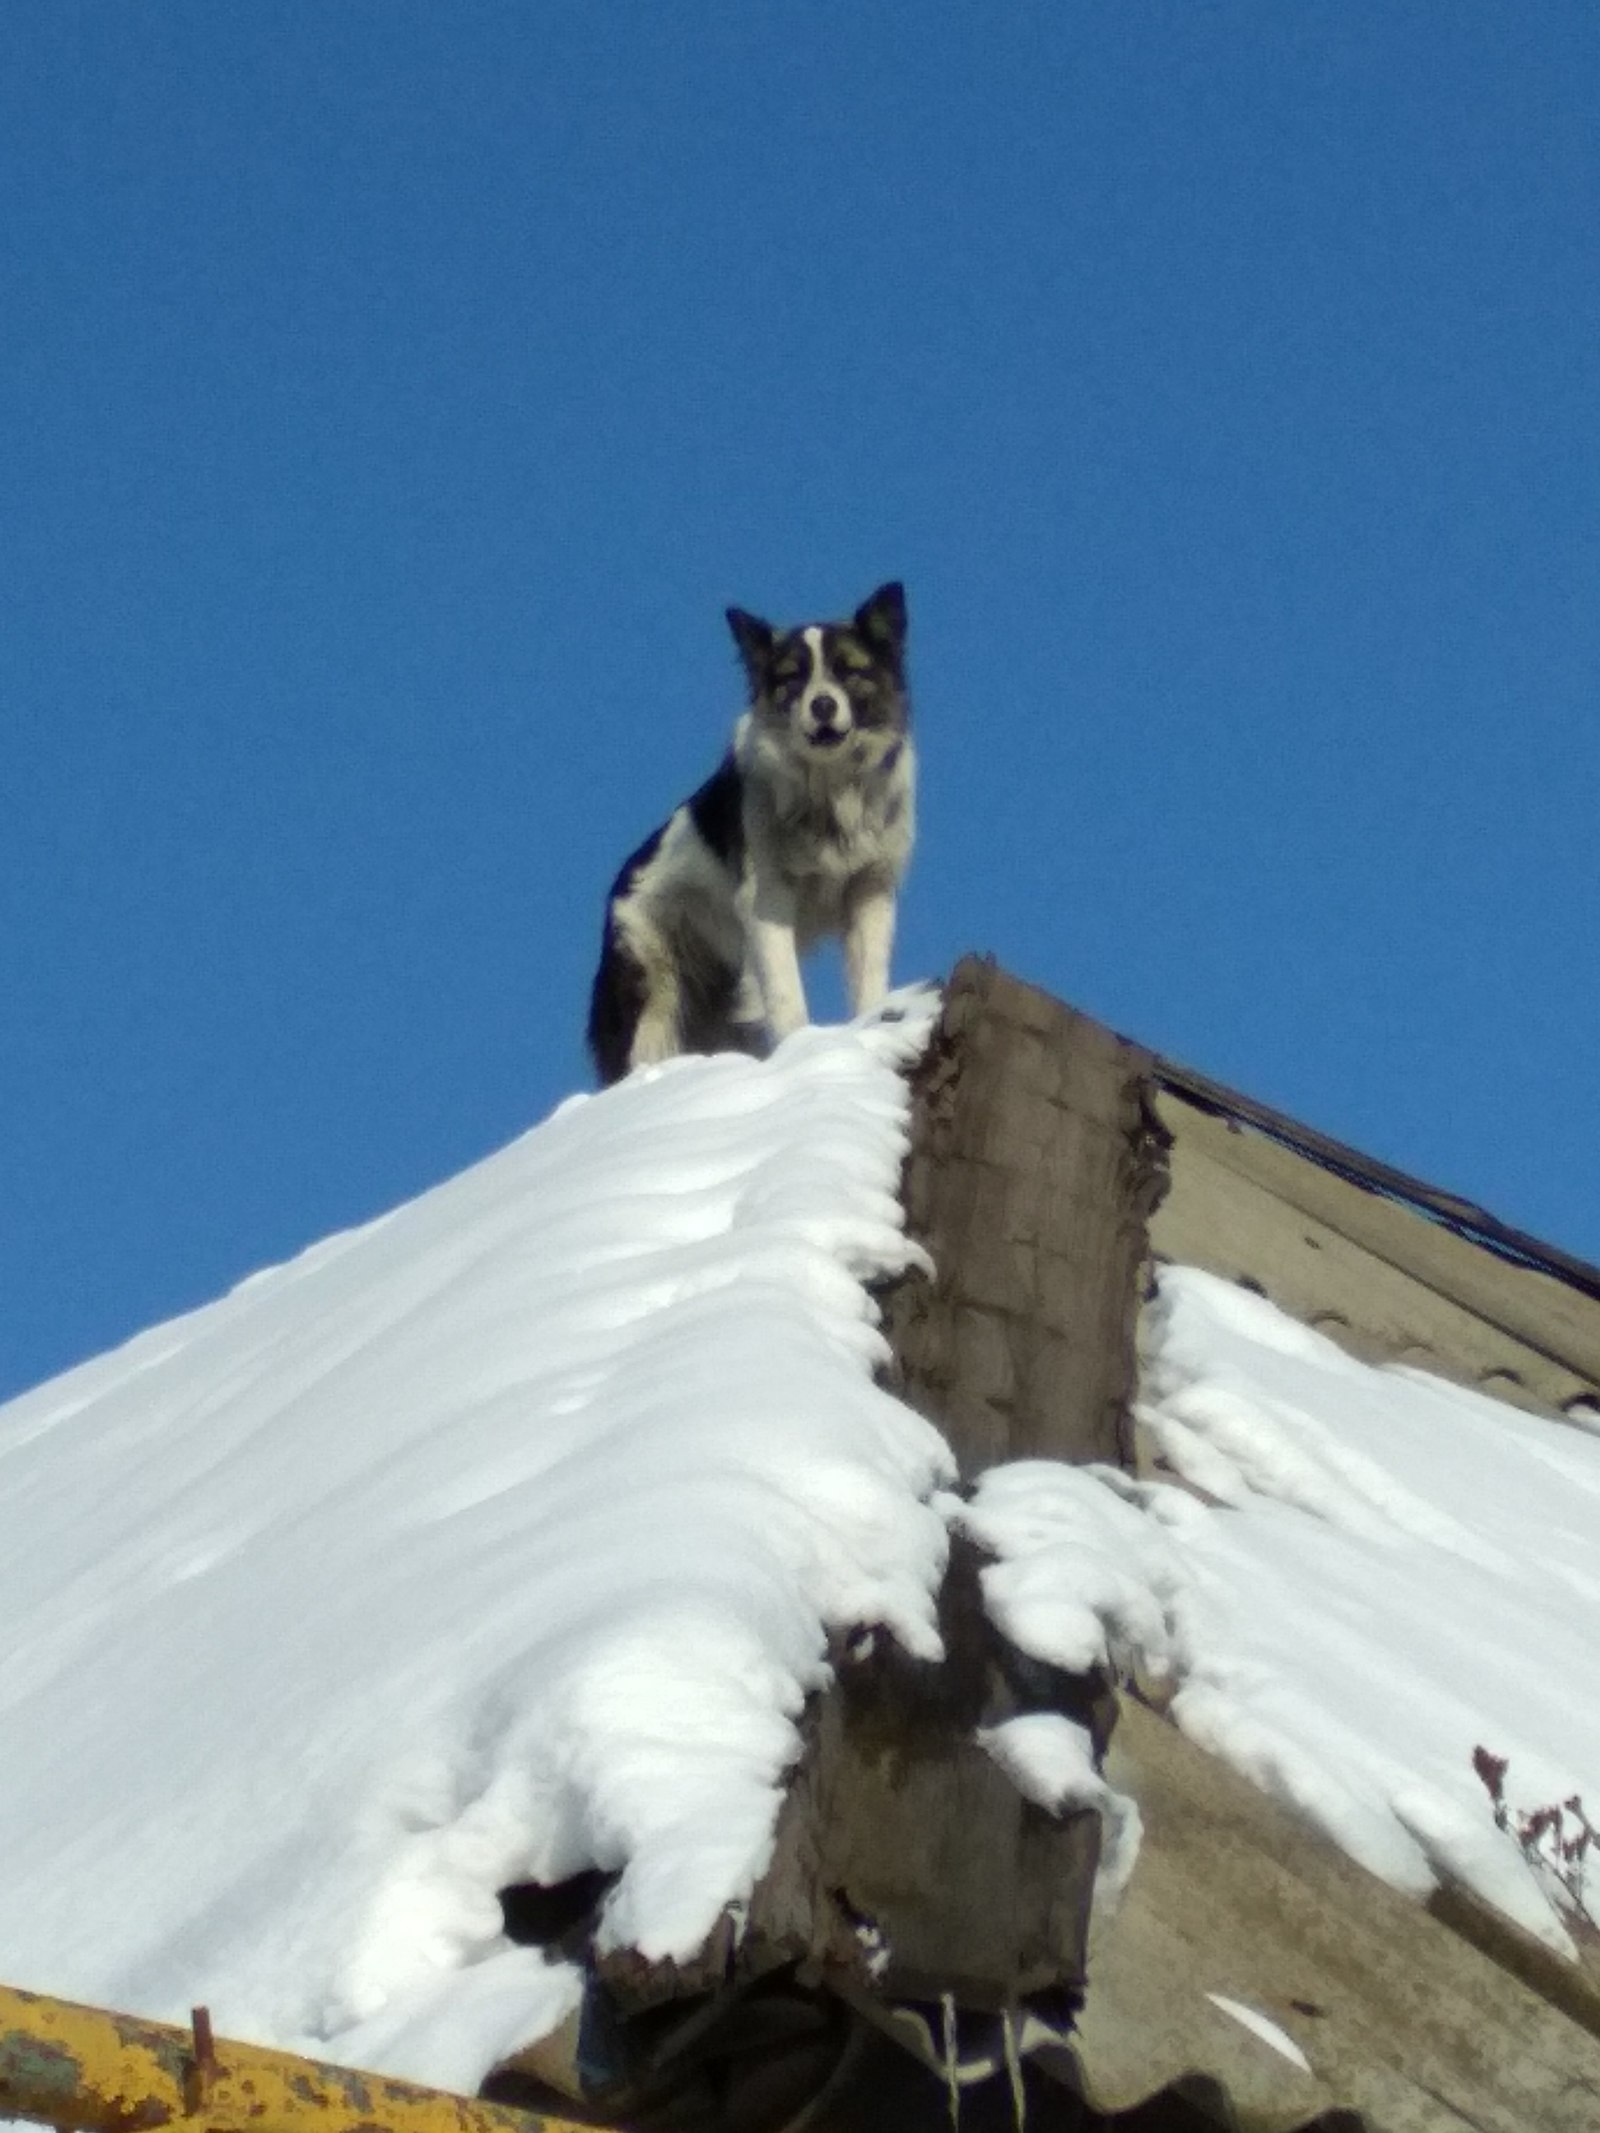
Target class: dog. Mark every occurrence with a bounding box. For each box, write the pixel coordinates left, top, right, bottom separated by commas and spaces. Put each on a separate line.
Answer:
587, 581, 915, 1084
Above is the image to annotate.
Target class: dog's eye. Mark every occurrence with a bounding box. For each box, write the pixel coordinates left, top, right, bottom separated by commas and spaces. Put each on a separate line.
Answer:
835, 644, 874, 674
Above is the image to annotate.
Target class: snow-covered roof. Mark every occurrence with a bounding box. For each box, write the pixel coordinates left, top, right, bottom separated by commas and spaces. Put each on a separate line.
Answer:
887, 959, 1600, 2133
963, 1261, 1600, 1952
0, 998, 949, 2093
8, 955, 1600, 2133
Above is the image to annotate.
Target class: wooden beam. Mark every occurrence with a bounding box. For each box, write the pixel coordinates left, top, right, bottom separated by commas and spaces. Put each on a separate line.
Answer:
717, 961, 1167, 2011
883, 955, 1167, 1473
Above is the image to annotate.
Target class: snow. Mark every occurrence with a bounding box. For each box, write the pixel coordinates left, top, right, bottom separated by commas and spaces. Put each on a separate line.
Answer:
13, 991, 1595, 2098
1204, 1995, 1313, 2075
977, 1713, 1142, 1913
0, 995, 952, 2088
960, 1265, 1600, 1957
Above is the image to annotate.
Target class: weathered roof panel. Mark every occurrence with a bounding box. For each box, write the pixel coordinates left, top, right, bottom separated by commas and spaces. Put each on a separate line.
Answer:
1151, 1072, 1600, 1416
1078, 1699, 1600, 2133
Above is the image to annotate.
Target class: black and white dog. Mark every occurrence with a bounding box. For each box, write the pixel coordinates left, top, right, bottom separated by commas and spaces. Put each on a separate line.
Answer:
588, 582, 914, 1084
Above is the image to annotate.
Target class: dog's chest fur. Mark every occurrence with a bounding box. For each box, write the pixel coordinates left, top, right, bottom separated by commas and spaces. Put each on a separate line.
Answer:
735, 715, 914, 935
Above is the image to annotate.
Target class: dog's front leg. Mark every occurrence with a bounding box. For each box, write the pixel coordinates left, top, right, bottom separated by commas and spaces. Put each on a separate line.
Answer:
746, 876, 809, 1041
843, 879, 897, 1015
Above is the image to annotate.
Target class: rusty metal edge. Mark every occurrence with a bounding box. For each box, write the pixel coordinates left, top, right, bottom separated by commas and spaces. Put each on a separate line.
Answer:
0, 1982, 592, 2133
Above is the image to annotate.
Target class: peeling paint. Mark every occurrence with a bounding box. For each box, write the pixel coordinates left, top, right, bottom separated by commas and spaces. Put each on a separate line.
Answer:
0, 1985, 587, 2133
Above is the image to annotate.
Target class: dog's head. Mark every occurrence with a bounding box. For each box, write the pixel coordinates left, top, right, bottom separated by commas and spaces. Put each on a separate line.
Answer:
727, 582, 908, 762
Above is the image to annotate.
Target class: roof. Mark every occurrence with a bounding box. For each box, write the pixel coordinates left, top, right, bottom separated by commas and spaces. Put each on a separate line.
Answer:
494, 956, 1600, 2133
0, 1004, 949, 2101
1083, 1697, 1600, 2133
1151, 1052, 1600, 1419
919, 959, 1600, 2131
10, 947, 1596, 2133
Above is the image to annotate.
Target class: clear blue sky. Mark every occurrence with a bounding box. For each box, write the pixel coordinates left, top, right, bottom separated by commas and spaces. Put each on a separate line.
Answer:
4, 3, 1597, 1401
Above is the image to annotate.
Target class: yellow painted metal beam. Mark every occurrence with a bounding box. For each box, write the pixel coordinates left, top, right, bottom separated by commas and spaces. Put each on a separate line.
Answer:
0, 1982, 594, 2133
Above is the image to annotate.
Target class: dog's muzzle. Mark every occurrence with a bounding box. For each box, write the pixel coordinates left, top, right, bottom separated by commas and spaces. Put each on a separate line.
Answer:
805, 694, 849, 748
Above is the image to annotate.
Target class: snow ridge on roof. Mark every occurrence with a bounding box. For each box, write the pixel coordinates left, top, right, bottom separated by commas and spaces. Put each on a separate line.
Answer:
0, 994, 951, 2091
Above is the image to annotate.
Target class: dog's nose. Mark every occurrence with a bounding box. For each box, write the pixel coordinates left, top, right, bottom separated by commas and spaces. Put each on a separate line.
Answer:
811, 694, 841, 726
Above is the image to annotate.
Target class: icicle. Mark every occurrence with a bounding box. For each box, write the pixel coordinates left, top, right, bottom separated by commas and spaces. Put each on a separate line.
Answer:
940, 1990, 961, 2128
1002, 2007, 1027, 2131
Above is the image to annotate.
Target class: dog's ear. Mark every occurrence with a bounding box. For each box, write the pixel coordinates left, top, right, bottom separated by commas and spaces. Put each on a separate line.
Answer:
854, 582, 907, 657
727, 607, 775, 687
